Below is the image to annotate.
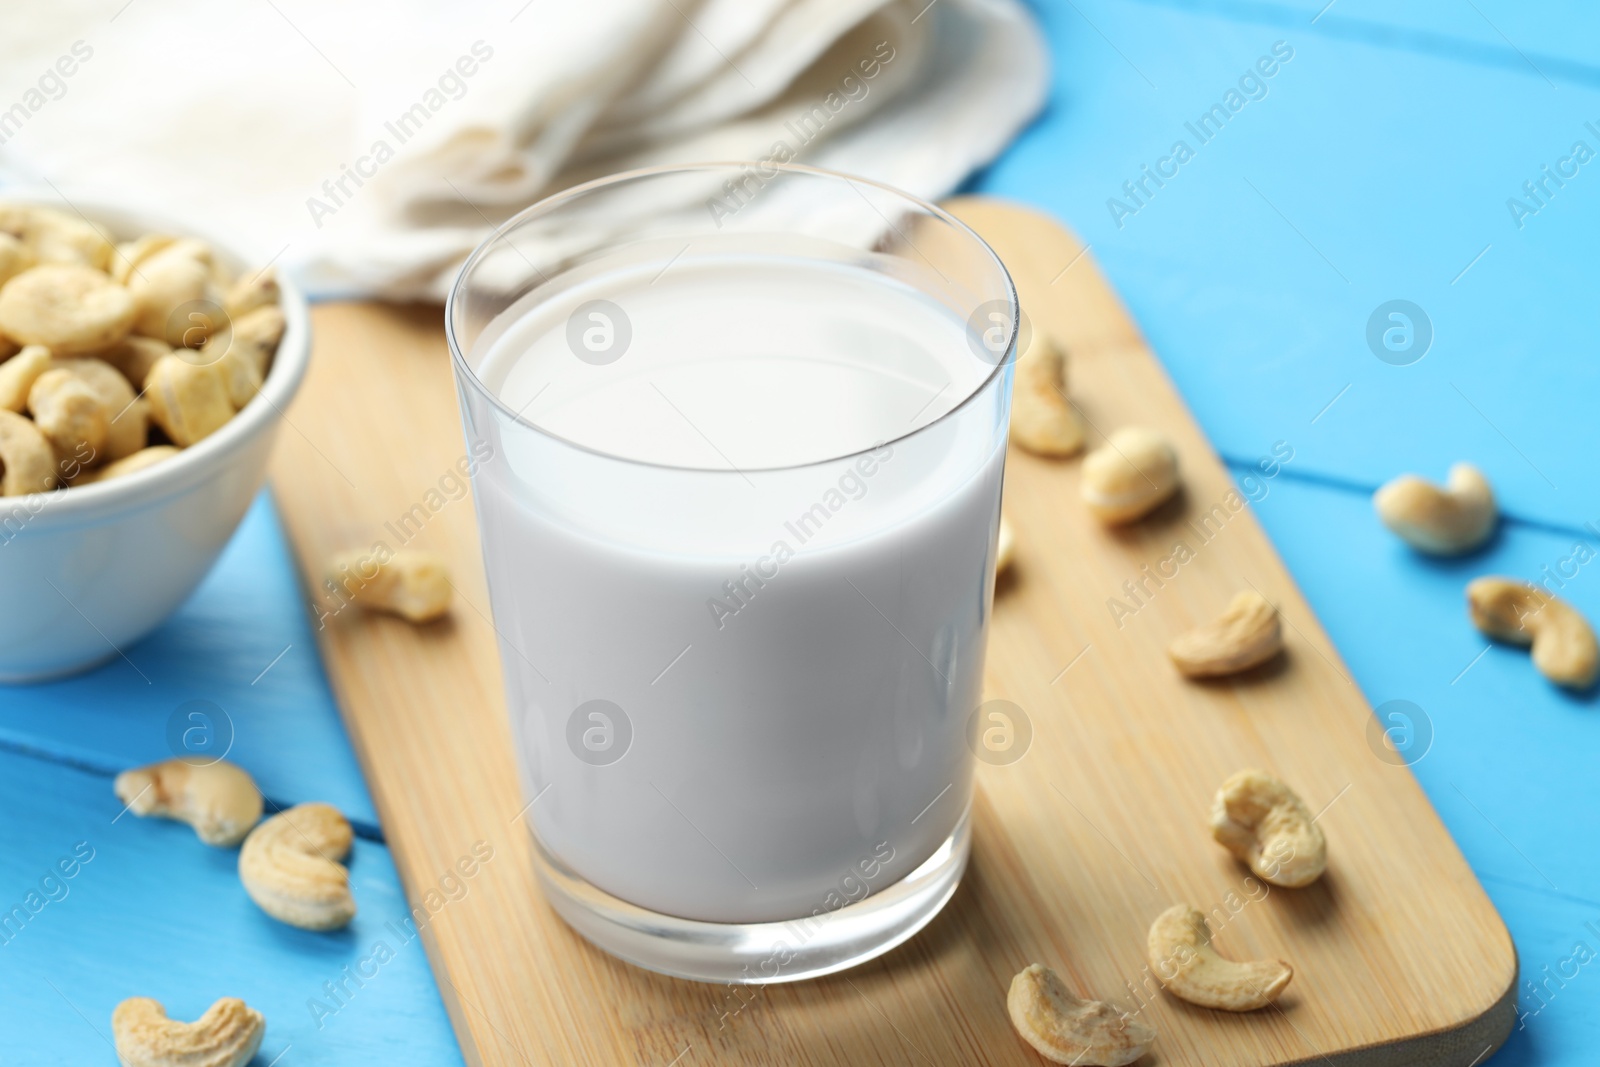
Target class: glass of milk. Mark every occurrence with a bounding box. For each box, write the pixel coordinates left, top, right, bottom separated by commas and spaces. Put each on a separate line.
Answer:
447, 164, 1016, 983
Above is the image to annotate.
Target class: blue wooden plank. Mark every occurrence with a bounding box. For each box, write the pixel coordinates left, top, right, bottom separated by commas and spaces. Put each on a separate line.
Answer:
0, 753, 463, 1065
1477, 879, 1600, 1065
0, 493, 378, 833
985, 0, 1600, 531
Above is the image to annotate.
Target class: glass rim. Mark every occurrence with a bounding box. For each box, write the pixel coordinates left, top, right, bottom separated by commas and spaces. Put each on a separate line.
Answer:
444, 161, 1018, 475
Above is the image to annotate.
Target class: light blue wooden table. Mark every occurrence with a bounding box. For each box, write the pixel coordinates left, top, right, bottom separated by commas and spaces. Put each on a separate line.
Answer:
3, 1, 1596, 1062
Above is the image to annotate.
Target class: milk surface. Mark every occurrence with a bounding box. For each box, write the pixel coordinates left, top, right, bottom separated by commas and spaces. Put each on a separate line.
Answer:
471, 254, 1005, 923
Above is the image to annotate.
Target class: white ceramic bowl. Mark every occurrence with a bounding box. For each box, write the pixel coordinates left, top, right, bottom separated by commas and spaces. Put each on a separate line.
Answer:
0, 195, 310, 682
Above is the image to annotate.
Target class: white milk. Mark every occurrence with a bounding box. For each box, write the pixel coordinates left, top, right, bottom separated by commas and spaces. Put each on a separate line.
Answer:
470, 253, 1006, 924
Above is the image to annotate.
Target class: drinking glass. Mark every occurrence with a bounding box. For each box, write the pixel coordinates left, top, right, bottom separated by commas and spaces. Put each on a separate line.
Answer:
447, 163, 1016, 982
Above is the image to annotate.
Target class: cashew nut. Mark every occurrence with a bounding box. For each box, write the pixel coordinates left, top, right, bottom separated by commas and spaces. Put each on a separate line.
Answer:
203, 304, 284, 381
145, 354, 236, 447
1010, 335, 1084, 457
113, 758, 263, 847
1467, 577, 1598, 690
239, 802, 357, 930
0, 344, 51, 412
1146, 904, 1292, 1011
215, 348, 263, 409
72, 445, 181, 486
327, 549, 452, 623
166, 237, 216, 269
112, 996, 264, 1067
1080, 427, 1180, 524
1168, 591, 1283, 679
996, 514, 1016, 575
1007, 964, 1154, 1066
0, 203, 113, 269
0, 264, 136, 354
129, 242, 225, 347
1210, 769, 1327, 888
27, 368, 106, 458
224, 267, 280, 319
0, 409, 56, 495
100, 335, 173, 392
110, 233, 178, 285
0, 231, 36, 287
1374, 463, 1496, 555
35, 358, 147, 462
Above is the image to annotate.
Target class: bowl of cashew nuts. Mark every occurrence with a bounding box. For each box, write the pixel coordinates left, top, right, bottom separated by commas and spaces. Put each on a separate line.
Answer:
0, 194, 310, 681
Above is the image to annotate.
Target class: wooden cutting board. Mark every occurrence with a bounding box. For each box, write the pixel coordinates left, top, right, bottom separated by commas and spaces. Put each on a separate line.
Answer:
268, 198, 1517, 1066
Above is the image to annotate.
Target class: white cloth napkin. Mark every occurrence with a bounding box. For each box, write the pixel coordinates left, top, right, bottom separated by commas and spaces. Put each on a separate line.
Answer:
0, 0, 1046, 300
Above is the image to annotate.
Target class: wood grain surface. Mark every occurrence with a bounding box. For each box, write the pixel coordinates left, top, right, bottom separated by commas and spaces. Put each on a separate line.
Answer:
268, 198, 1517, 1066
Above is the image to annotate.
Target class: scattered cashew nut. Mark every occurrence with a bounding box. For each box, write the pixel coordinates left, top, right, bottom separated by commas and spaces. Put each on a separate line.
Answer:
1210, 769, 1327, 888
0, 345, 51, 413
997, 514, 1016, 575
0, 264, 135, 353
0, 408, 56, 495
1374, 463, 1496, 555
239, 802, 357, 930
113, 758, 263, 847
1007, 964, 1154, 1066
1010, 334, 1084, 457
112, 996, 264, 1067
327, 549, 453, 624
1146, 904, 1292, 1011
1467, 576, 1598, 690
1168, 591, 1283, 679
1080, 427, 1180, 524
